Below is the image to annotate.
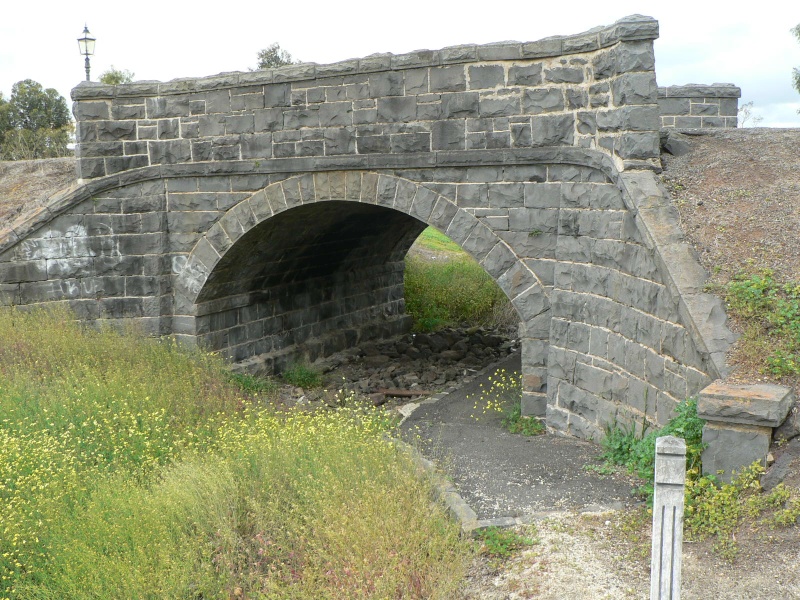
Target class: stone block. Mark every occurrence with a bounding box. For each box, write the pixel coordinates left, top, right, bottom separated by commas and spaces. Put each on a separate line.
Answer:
702, 421, 771, 483
698, 382, 795, 427
324, 127, 357, 155
97, 120, 137, 142
319, 102, 353, 126
674, 116, 702, 129
431, 120, 465, 150
690, 102, 719, 116
487, 183, 524, 208
468, 65, 505, 89
442, 92, 480, 118
376, 97, 417, 123
719, 98, 739, 117
429, 66, 467, 92
616, 132, 659, 160
356, 135, 391, 154
544, 67, 584, 84
522, 88, 564, 114
74, 100, 111, 121
149, 140, 192, 165
612, 73, 657, 105
508, 63, 542, 86
658, 97, 691, 116
530, 113, 574, 147
522, 391, 547, 418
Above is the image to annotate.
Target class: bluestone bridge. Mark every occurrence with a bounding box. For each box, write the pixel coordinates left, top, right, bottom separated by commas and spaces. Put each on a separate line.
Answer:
0, 15, 738, 440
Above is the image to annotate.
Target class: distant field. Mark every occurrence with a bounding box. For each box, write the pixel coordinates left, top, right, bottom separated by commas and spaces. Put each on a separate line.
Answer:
404, 227, 517, 332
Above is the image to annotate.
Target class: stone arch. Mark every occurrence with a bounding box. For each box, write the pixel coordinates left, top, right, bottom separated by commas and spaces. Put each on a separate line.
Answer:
174, 170, 550, 412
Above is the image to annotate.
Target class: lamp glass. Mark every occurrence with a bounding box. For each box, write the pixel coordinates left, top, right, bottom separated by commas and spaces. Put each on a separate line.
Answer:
78, 27, 95, 56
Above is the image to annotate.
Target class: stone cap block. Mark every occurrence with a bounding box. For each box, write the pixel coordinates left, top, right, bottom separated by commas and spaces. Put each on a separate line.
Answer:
698, 381, 795, 427
658, 84, 741, 99
656, 435, 686, 456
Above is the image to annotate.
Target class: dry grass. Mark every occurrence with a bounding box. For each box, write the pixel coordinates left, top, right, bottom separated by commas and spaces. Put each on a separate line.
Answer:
0, 306, 471, 599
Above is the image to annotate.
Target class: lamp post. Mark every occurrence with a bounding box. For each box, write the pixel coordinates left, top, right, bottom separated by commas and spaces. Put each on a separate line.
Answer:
77, 25, 96, 82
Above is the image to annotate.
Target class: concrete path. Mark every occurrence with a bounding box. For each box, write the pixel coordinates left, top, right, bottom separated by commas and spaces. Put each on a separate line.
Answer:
400, 352, 641, 521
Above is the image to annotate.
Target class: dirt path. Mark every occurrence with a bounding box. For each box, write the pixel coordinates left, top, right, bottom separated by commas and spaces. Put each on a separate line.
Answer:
460, 506, 800, 599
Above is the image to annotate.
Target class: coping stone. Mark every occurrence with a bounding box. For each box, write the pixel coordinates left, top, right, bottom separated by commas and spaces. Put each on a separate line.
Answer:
698, 382, 795, 427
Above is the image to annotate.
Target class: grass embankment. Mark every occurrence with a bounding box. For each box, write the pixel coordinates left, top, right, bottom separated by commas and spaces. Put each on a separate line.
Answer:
724, 269, 800, 378
0, 308, 470, 599
404, 227, 515, 332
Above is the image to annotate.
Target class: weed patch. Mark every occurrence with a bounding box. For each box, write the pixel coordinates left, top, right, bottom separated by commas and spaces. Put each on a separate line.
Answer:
600, 397, 705, 499
725, 269, 800, 377
599, 397, 800, 559
475, 525, 538, 560
470, 369, 545, 436
281, 362, 322, 388
228, 371, 279, 396
685, 463, 800, 560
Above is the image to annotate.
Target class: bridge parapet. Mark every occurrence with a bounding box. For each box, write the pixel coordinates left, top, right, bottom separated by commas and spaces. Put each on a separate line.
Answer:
71, 15, 661, 180
658, 84, 741, 129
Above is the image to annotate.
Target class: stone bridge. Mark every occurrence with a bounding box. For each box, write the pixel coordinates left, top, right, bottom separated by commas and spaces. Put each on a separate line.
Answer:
0, 15, 739, 441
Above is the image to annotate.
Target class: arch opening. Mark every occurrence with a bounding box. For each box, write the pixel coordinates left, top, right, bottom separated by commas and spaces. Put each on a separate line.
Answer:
194, 200, 430, 372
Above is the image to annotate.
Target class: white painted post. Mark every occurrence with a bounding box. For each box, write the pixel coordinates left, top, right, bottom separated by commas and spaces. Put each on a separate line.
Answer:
650, 436, 686, 600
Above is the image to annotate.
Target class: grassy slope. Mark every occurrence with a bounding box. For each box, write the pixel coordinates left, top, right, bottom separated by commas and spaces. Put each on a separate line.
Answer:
404, 227, 516, 332
0, 307, 469, 599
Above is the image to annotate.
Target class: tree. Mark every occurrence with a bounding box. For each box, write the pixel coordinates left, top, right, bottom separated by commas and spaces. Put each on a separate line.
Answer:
3, 80, 70, 132
794, 24, 800, 111
0, 80, 72, 160
99, 66, 135, 85
738, 101, 763, 127
256, 43, 296, 70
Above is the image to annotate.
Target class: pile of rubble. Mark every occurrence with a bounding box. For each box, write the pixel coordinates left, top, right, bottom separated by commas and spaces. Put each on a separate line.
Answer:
278, 325, 518, 406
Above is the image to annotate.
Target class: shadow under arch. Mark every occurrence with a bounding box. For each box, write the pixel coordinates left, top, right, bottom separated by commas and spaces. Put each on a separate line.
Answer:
174, 171, 551, 413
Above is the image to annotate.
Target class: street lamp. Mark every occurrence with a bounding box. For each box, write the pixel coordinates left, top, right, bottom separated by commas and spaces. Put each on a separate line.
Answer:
77, 25, 96, 82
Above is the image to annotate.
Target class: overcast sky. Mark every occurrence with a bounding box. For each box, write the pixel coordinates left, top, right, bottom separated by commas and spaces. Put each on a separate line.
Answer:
2, 1, 799, 126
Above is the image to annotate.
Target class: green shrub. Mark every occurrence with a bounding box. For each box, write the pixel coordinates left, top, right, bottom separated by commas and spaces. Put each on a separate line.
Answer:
600, 396, 800, 558
600, 398, 705, 499
281, 362, 322, 388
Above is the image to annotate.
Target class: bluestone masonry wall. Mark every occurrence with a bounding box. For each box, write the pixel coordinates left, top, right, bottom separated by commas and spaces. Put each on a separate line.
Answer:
0, 15, 737, 439
658, 84, 740, 128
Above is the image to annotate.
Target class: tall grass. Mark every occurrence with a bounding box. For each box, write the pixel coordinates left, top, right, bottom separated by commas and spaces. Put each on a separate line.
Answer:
0, 307, 470, 599
404, 228, 516, 331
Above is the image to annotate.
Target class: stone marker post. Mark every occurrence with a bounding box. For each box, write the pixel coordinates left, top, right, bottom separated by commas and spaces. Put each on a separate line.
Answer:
650, 436, 686, 600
